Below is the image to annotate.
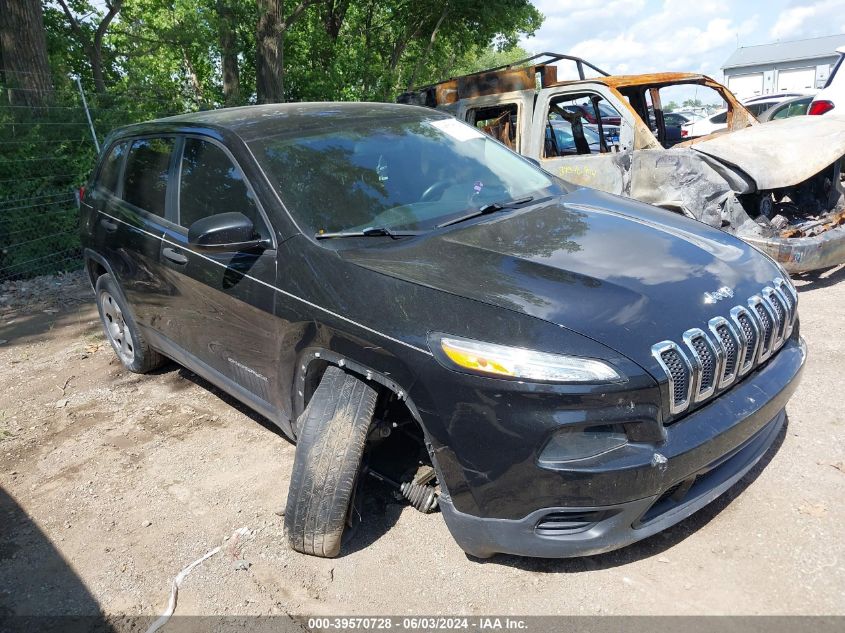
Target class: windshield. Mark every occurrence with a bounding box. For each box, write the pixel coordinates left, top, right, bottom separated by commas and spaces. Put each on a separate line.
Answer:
249, 116, 565, 235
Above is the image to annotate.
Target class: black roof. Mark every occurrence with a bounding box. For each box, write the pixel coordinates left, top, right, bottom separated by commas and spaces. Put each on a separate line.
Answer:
116, 102, 445, 142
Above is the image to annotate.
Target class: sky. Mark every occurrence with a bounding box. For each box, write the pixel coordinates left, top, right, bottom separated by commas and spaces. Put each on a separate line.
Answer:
519, 0, 845, 81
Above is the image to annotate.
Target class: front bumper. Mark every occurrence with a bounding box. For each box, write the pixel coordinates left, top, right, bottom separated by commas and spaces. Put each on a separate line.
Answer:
436, 336, 805, 558
742, 223, 845, 274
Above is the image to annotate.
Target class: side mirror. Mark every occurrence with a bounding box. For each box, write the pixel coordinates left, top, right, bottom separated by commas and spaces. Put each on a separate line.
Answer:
187, 212, 267, 252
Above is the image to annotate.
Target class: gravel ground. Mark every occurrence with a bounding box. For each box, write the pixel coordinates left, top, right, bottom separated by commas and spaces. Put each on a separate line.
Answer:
0, 266, 843, 626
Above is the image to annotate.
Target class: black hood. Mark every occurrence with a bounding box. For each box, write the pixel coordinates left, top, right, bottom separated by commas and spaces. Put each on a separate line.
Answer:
342, 188, 782, 375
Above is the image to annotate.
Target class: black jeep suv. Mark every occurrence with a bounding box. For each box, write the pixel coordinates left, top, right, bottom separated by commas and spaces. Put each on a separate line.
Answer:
80, 103, 806, 559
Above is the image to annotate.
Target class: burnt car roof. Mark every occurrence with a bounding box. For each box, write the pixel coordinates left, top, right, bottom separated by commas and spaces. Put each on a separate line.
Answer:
112, 102, 448, 142
581, 72, 708, 88
397, 54, 718, 107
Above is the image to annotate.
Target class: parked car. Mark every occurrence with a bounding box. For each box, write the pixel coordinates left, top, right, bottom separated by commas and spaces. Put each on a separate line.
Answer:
400, 52, 845, 273
758, 96, 813, 122
674, 110, 704, 120
547, 119, 603, 153
742, 92, 814, 118
563, 101, 622, 126
673, 109, 706, 121
680, 109, 728, 137
810, 45, 845, 115
81, 102, 806, 559
663, 111, 697, 126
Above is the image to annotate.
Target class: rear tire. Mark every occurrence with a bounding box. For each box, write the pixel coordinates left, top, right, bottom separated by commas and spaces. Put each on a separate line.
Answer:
285, 366, 378, 557
95, 273, 166, 374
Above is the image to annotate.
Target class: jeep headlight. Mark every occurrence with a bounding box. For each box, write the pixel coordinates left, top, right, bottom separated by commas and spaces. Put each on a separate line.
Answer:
434, 335, 621, 383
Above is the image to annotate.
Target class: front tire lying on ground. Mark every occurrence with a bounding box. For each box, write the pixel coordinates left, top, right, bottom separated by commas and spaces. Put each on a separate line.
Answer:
95, 273, 166, 374
285, 365, 378, 558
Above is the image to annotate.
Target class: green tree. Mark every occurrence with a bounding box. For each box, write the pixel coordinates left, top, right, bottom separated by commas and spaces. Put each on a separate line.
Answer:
0, 0, 54, 105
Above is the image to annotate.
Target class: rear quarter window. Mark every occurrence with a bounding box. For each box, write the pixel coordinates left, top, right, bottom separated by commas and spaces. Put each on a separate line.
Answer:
96, 142, 127, 195
122, 138, 175, 217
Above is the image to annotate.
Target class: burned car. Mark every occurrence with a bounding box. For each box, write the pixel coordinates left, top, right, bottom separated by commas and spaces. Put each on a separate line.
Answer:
80, 103, 805, 559
399, 53, 845, 273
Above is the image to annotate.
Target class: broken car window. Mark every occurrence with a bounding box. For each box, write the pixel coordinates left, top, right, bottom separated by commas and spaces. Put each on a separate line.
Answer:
543, 94, 622, 158
656, 84, 728, 145
469, 104, 518, 150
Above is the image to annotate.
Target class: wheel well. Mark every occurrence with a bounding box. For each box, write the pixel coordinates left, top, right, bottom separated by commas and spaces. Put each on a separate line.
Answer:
300, 359, 433, 488
86, 259, 108, 289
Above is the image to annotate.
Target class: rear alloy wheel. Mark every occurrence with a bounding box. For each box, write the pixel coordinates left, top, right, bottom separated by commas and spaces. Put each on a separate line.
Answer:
100, 290, 134, 365
95, 273, 166, 374
285, 365, 378, 558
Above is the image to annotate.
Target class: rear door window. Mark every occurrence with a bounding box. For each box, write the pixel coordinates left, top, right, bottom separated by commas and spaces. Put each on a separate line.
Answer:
122, 138, 174, 217
177, 138, 265, 233
467, 104, 518, 150
543, 93, 622, 157
96, 142, 127, 195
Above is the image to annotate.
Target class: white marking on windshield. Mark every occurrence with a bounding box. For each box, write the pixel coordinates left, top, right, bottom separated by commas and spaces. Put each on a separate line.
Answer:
429, 118, 485, 142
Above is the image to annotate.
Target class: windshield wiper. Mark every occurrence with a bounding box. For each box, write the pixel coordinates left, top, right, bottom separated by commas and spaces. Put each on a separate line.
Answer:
436, 196, 535, 228
315, 226, 423, 240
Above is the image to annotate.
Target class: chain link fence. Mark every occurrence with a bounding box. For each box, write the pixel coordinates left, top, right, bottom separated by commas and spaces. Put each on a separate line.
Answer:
0, 70, 192, 282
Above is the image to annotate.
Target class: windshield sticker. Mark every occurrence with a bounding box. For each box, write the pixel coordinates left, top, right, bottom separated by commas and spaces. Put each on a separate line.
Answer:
429, 118, 485, 142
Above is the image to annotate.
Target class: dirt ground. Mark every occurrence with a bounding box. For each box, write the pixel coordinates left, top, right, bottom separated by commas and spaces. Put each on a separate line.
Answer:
1, 266, 844, 624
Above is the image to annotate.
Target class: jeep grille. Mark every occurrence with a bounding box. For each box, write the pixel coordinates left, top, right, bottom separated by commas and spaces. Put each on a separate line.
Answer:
651, 278, 797, 418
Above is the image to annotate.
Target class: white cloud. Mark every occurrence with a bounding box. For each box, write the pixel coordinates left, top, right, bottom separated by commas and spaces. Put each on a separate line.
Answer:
522, 0, 760, 80
769, 0, 845, 40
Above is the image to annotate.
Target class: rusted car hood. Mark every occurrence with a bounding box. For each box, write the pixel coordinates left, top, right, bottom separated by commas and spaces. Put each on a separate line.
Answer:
686, 115, 845, 190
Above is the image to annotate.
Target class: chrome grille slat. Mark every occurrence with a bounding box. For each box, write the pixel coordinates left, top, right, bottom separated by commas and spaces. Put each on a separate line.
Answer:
749, 295, 775, 363
652, 279, 798, 418
761, 286, 786, 350
766, 288, 789, 349
772, 281, 795, 339
709, 316, 739, 388
652, 341, 692, 415
683, 328, 720, 402
730, 306, 758, 376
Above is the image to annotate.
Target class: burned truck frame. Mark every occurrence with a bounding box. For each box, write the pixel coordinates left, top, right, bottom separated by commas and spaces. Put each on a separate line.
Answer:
399, 53, 845, 273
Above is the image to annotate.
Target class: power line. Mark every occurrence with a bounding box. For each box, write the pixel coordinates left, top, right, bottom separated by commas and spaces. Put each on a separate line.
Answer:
0, 139, 89, 146
0, 67, 58, 78
1, 206, 79, 228
0, 197, 75, 212
0, 174, 81, 184
3, 230, 77, 249
1, 191, 76, 205
0, 248, 81, 272
0, 121, 90, 126
0, 104, 89, 111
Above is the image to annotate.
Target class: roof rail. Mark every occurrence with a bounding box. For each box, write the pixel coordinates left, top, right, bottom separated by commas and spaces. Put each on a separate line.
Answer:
397, 53, 610, 107
479, 52, 610, 80
409, 52, 609, 93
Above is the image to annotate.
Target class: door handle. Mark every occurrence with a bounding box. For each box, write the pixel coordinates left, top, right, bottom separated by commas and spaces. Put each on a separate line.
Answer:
100, 218, 118, 232
162, 247, 189, 265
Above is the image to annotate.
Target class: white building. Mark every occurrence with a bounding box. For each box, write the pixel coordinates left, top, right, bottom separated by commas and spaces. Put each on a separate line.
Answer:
721, 34, 845, 100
